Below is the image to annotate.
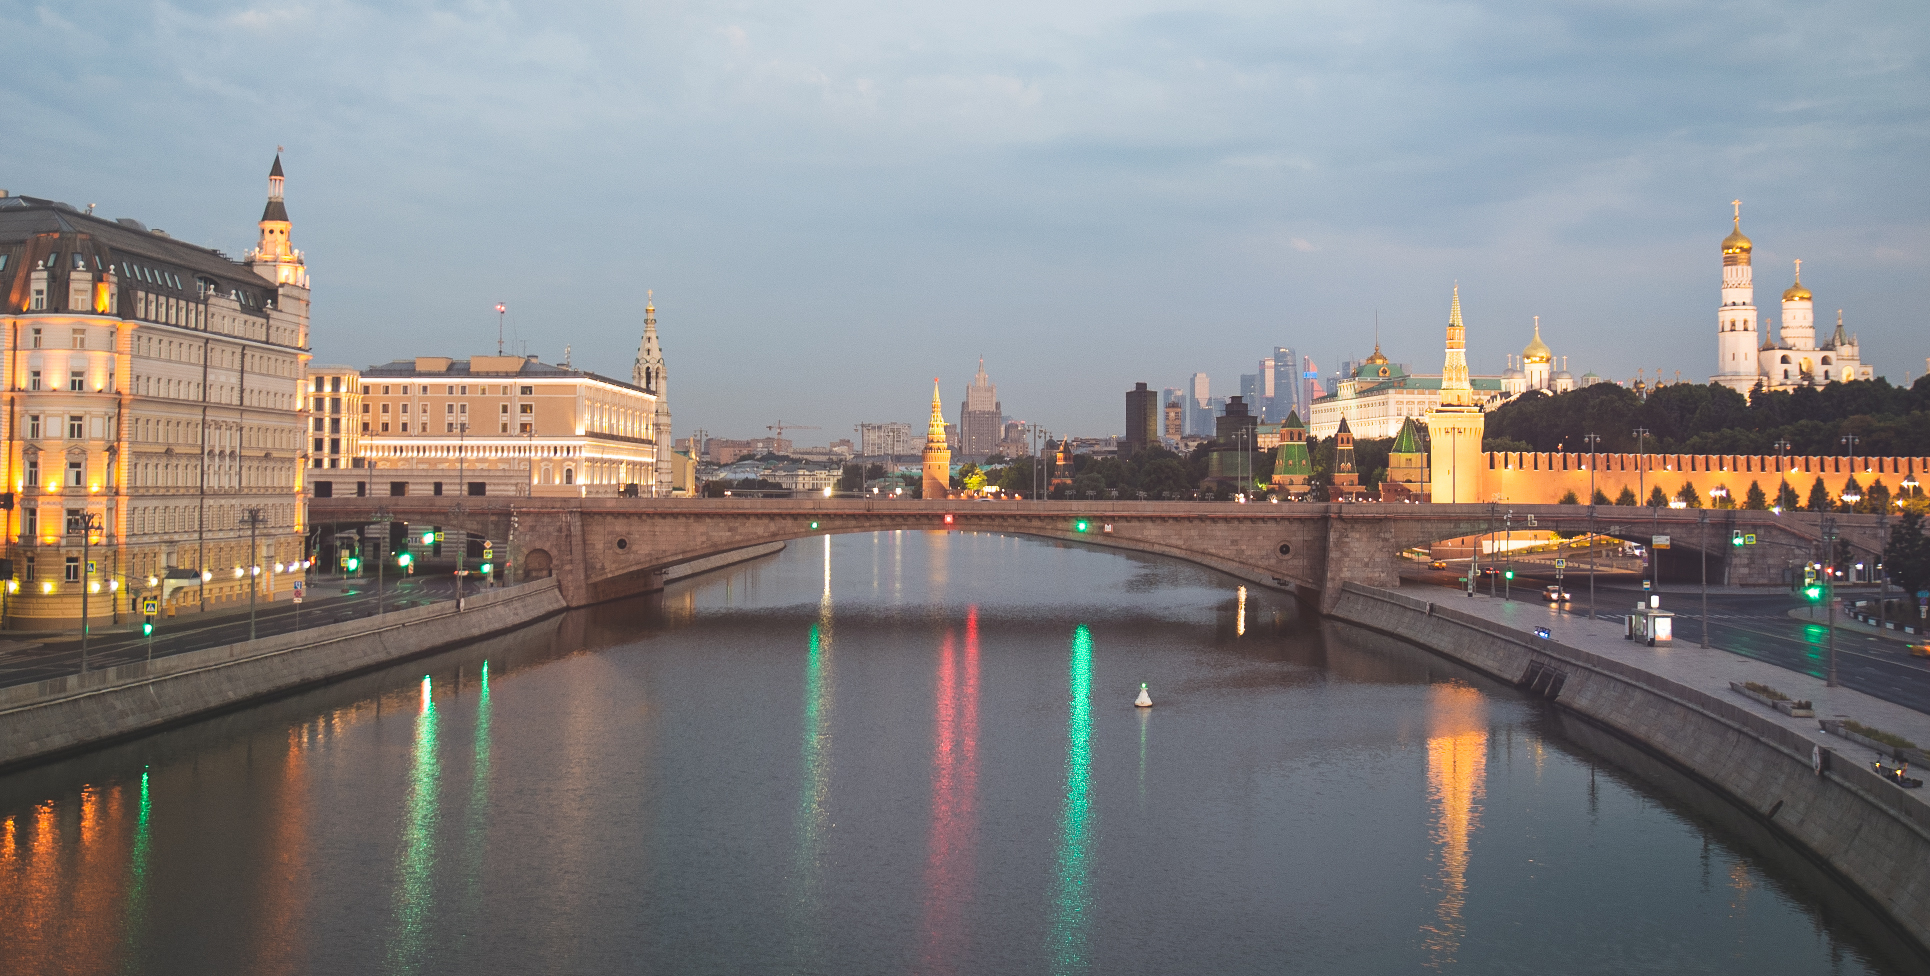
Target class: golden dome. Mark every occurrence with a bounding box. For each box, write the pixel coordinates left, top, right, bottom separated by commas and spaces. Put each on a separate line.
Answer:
1721, 220, 1752, 255
1521, 319, 1553, 363
1782, 259, 1810, 302
1364, 342, 1389, 365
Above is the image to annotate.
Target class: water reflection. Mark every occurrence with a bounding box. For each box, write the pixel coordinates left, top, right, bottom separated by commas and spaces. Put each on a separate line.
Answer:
386, 676, 440, 975
1422, 683, 1488, 967
1048, 625, 1096, 975
919, 607, 981, 974
791, 536, 837, 964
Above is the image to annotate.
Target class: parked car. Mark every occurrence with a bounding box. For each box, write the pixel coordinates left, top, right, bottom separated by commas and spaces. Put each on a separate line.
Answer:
1543, 585, 1572, 602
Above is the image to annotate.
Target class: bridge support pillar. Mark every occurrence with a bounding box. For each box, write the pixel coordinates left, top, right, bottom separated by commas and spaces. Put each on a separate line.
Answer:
1318, 516, 1408, 613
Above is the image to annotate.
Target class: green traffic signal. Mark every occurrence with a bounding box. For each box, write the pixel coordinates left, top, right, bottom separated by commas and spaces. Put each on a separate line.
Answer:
1731, 531, 1745, 547
142, 619, 154, 636
422, 530, 436, 545
1503, 569, 1515, 580
809, 521, 820, 530
1074, 520, 1089, 533
1803, 585, 1823, 601
478, 562, 493, 575
345, 556, 360, 571
397, 552, 413, 567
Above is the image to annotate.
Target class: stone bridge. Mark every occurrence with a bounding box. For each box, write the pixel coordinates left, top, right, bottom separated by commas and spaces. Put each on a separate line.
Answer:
308, 497, 1892, 613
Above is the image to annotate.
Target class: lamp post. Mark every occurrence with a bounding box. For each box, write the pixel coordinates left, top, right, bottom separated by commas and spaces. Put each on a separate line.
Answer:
239, 507, 264, 640
77, 511, 102, 670
1698, 508, 1710, 648
1633, 427, 1651, 504
1774, 438, 1792, 512
1504, 509, 1513, 602
1584, 432, 1601, 623
1824, 516, 1839, 688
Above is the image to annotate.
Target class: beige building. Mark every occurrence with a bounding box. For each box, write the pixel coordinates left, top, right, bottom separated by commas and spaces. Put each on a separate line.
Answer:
306, 364, 364, 474
0, 157, 311, 627
313, 355, 662, 498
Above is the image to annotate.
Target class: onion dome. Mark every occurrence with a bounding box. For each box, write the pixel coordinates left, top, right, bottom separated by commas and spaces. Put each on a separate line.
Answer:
1782, 259, 1811, 302
1721, 222, 1752, 256
1364, 342, 1389, 365
1521, 319, 1553, 363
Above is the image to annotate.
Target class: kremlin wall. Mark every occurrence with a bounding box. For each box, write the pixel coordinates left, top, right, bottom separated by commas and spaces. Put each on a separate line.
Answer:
1462, 451, 1926, 506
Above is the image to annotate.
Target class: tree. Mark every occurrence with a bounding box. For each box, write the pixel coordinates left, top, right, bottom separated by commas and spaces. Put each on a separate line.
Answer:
1558, 490, 1579, 505
1615, 487, 1638, 506
1775, 481, 1801, 511
1592, 489, 1612, 505
1886, 511, 1930, 599
1840, 475, 1864, 513
839, 463, 865, 493
1744, 481, 1767, 510
1647, 485, 1669, 507
1677, 480, 1701, 508
1867, 479, 1892, 514
995, 458, 1035, 496
1806, 476, 1832, 512
1139, 458, 1190, 498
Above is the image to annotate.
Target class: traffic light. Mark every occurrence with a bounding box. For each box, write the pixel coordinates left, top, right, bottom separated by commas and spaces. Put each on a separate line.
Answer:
345, 555, 361, 572
142, 616, 154, 637
1503, 569, 1515, 580
422, 529, 437, 546
397, 552, 413, 568
1074, 520, 1090, 533
478, 562, 493, 575
809, 521, 821, 530
1804, 584, 1823, 602
1731, 530, 1745, 547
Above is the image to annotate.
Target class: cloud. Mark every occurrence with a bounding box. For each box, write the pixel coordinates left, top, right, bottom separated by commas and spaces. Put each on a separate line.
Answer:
1, 0, 1926, 436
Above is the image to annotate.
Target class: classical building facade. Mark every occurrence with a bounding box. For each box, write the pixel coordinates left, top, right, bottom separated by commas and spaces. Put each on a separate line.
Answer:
1711, 203, 1873, 394
0, 158, 310, 627
306, 365, 364, 472
324, 355, 660, 499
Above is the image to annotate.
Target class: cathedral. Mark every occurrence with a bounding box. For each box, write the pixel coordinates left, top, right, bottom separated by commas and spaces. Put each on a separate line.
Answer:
1711, 203, 1872, 394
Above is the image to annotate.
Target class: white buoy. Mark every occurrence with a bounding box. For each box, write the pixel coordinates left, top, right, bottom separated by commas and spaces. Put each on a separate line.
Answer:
1135, 683, 1153, 707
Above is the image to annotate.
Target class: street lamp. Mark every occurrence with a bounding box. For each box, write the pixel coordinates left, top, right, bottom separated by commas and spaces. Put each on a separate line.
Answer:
1710, 485, 1728, 509
76, 511, 103, 670
239, 507, 265, 640
1633, 427, 1651, 505
1583, 432, 1602, 624
1773, 438, 1792, 513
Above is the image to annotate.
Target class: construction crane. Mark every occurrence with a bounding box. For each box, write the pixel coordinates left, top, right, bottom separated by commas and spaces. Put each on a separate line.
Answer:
766, 421, 820, 438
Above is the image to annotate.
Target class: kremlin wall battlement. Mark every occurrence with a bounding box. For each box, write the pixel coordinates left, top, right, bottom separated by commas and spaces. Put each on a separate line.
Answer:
1471, 451, 1928, 505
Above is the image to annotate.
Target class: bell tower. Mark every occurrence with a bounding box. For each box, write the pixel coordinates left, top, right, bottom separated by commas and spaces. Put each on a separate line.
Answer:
1712, 200, 1759, 392
633, 291, 673, 495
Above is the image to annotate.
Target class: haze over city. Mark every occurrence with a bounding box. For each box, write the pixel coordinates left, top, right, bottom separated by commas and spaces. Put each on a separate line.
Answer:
5, 0, 1928, 438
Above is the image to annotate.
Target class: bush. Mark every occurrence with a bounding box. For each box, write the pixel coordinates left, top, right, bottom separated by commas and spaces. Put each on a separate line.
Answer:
1844, 720, 1919, 751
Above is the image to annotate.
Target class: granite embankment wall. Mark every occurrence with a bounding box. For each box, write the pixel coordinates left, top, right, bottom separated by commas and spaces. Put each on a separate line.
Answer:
0, 579, 567, 771
1329, 582, 1930, 952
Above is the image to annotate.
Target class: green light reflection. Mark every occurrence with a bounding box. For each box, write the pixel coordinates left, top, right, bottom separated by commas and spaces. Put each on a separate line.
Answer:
790, 543, 835, 964
1048, 625, 1094, 975
119, 770, 152, 973
387, 677, 440, 976
462, 663, 491, 920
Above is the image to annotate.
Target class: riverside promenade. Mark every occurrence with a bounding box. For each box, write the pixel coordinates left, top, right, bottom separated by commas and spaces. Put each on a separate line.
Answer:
1451, 590, 1930, 786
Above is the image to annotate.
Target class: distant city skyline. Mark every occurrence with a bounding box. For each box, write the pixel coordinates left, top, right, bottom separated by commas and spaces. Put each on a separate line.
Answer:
8, 1, 1925, 438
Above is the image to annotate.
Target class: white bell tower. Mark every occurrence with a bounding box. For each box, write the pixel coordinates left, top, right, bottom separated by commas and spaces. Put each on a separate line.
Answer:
1712, 200, 1760, 393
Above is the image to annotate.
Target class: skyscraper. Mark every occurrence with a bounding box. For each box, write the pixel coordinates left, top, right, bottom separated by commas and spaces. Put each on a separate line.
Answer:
1271, 348, 1297, 419
957, 357, 1001, 459
1124, 382, 1158, 457
1184, 372, 1213, 436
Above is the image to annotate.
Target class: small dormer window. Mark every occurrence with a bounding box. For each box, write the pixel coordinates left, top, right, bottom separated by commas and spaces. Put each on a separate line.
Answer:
72, 253, 87, 271
0, 254, 9, 272
46, 253, 60, 270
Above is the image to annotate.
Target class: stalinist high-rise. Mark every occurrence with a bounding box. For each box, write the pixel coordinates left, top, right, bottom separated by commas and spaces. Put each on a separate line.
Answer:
957, 358, 1001, 460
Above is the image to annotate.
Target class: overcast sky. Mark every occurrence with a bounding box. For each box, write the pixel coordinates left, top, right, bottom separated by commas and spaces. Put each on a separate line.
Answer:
5, 0, 1926, 442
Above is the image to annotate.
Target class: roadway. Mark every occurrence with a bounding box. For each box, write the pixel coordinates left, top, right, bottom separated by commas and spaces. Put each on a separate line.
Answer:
1403, 562, 1930, 715
0, 572, 477, 691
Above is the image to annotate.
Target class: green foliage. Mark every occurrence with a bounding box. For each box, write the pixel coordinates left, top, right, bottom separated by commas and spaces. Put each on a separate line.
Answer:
1677, 480, 1701, 508
1866, 479, 1891, 514
1886, 511, 1930, 600
1843, 720, 1919, 751
1482, 377, 1930, 457
1806, 476, 1832, 512
1775, 481, 1801, 510
1744, 481, 1767, 510
839, 463, 866, 493
1615, 487, 1638, 506
1557, 490, 1579, 505
994, 457, 1035, 495
1646, 486, 1668, 507
1592, 489, 1612, 505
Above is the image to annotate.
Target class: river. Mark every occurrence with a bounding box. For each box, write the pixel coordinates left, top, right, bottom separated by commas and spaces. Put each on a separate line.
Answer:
0, 531, 1917, 974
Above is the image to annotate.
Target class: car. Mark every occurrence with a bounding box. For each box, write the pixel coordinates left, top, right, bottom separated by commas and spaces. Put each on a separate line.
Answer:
1543, 585, 1572, 602
1430, 560, 1448, 570
1911, 643, 1930, 659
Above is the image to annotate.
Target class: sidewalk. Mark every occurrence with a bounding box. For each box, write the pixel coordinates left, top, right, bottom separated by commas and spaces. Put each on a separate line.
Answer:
1451, 591, 1930, 796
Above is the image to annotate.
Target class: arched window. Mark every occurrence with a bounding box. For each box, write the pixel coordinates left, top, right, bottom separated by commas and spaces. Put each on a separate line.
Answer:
1780, 355, 1791, 364
564, 468, 575, 485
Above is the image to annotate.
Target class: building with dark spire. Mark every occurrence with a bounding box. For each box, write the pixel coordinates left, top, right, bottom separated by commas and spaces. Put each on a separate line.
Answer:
957, 358, 1001, 460
633, 291, 672, 495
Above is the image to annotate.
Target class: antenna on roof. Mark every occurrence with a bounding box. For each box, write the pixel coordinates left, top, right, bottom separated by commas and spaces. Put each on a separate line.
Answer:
495, 303, 507, 355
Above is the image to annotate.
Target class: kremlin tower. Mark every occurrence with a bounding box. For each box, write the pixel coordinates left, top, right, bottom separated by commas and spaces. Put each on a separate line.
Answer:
1424, 285, 1486, 503
921, 378, 952, 499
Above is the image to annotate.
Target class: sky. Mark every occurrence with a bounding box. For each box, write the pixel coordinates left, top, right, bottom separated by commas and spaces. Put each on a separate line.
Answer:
4, 0, 1927, 443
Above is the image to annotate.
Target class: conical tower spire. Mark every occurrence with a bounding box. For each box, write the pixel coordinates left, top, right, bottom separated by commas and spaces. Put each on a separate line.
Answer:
1439, 284, 1474, 407
921, 377, 952, 499
925, 377, 947, 449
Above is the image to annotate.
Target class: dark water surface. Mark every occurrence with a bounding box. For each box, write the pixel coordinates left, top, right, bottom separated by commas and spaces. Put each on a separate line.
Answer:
0, 531, 1917, 974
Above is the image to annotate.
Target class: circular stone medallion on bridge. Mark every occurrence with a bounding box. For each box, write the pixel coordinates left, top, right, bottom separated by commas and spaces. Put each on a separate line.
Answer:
616, 538, 628, 550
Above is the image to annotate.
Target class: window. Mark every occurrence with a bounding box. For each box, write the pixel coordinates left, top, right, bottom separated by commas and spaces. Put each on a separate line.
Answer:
26, 460, 38, 486
500, 403, 509, 414
313, 438, 325, 453
313, 418, 325, 432
30, 286, 45, 310
330, 377, 342, 393
363, 422, 371, 433
458, 403, 467, 415
329, 418, 341, 434
519, 403, 533, 414
446, 422, 456, 433
329, 438, 341, 454
67, 460, 83, 486
313, 376, 325, 393
70, 372, 84, 392
519, 385, 535, 395
380, 403, 390, 414
401, 423, 409, 432
459, 385, 468, 395
71, 329, 86, 349
27, 415, 39, 438
330, 397, 341, 414
390, 482, 408, 496
28, 371, 40, 391
400, 403, 409, 415
433, 482, 444, 496
65, 556, 80, 583
30, 328, 41, 349
520, 422, 532, 434
445, 403, 455, 415
381, 423, 391, 432
445, 385, 455, 395
68, 416, 84, 439
400, 385, 410, 395
501, 423, 510, 433
362, 403, 370, 414
382, 385, 391, 395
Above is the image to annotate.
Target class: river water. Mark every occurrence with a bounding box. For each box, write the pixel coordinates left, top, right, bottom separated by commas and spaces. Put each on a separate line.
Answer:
0, 531, 1917, 975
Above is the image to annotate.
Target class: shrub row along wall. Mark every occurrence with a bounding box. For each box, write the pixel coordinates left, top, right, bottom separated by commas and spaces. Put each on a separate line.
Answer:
0, 579, 567, 771
1328, 582, 1930, 952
